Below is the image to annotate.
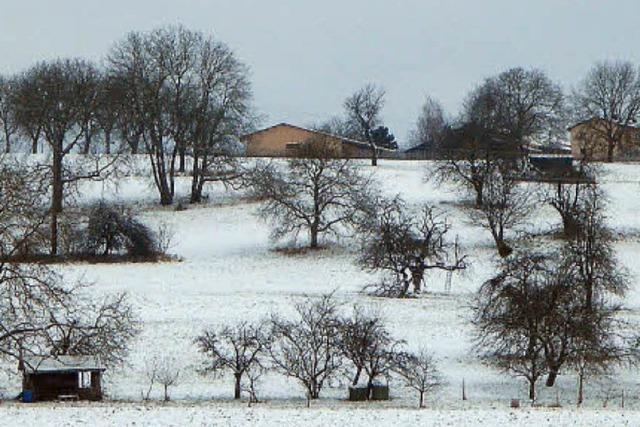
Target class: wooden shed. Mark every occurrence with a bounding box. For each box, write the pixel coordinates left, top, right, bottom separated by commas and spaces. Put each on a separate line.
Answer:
20, 355, 106, 402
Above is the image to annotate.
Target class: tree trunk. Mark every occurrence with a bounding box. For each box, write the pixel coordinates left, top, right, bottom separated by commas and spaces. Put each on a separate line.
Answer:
546, 368, 559, 387
352, 367, 362, 386
562, 215, 578, 239
179, 146, 186, 173
529, 379, 536, 401
83, 131, 92, 155
310, 226, 319, 248
163, 384, 169, 401
105, 131, 111, 155
308, 381, 320, 399
411, 267, 425, 293
497, 240, 513, 258
419, 391, 424, 408
366, 377, 374, 401
190, 154, 203, 204
370, 145, 378, 167
50, 149, 64, 256
234, 373, 242, 400
3, 131, 10, 153
606, 140, 615, 163
577, 370, 584, 406
31, 138, 38, 154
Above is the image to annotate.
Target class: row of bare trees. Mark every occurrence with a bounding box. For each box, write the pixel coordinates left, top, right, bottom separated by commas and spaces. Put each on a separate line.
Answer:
0, 25, 254, 255
245, 143, 469, 297
411, 61, 640, 163
195, 295, 441, 408
471, 173, 638, 403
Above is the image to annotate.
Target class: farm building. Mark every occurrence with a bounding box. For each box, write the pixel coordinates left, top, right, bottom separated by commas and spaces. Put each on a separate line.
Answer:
241, 123, 395, 158
20, 355, 106, 402
570, 118, 640, 161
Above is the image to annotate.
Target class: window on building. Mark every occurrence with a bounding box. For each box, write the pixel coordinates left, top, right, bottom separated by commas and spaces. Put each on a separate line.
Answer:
78, 371, 91, 389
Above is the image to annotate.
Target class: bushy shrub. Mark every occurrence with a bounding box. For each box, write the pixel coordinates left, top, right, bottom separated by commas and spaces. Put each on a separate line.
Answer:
84, 202, 159, 257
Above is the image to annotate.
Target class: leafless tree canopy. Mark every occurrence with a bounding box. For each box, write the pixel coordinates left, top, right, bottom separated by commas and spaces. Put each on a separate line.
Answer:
344, 84, 386, 166
338, 305, 403, 394
107, 25, 253, 206
0, 76, 18, 154
469, 167, 535, 257
409, 96, 448, 155
249, 143, 373, 248
359, 197, 467, 297
573, 61, 640, 162
268, 294, 343, 399
395, 349, 442, 408
473, 233, 636, 402
464, 67, 566, 151
435, 67, 565, 208
12, 59, 119, 255
196, 322, 268, 400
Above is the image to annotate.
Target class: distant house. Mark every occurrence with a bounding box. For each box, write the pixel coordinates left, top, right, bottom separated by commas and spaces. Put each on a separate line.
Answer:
241, 123, 396, 158
569, 118, 640, 161
20, 355, 106, 402
404, 142, 435, 160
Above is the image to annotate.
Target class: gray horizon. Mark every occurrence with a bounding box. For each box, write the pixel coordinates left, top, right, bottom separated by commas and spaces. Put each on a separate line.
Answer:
2, 0, 639, 145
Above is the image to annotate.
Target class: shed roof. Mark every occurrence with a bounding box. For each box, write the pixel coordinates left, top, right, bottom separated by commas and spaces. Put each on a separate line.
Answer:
22, 355, 106, 374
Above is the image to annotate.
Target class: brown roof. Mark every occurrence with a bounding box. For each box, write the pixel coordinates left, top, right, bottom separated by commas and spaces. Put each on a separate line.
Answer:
241, 123, 396, 151
568, 117, 640, 132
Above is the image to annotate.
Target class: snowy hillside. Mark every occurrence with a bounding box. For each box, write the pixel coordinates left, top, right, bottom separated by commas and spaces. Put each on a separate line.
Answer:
2, 159, 640, 425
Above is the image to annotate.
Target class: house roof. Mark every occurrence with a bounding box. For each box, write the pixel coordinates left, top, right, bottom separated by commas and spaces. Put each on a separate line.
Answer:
568, 117, 640, 132
241, 123, 397, 152
404, 143, 430, 153
22, 355, 106, 374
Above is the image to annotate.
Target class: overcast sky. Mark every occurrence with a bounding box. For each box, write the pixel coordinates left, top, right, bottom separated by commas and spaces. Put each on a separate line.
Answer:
2, 0, 640, 145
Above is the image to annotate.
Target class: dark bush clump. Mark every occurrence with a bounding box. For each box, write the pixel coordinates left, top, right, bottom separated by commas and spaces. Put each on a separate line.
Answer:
85, 202, 159, 257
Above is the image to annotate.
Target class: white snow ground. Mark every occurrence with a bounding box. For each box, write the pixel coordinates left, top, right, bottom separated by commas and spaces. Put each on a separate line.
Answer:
2, 159, 640, 426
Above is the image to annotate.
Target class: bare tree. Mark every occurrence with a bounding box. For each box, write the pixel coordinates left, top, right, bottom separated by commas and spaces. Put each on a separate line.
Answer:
12, 59, 117, 255
344, 84, 386, 166
144, 354, 181, 401
94, 73, 123, 155
473, 242, 636, 400
338, 305, 403, 397
408, 96, 448, 157
359, 197, 467, 297
0, 76, 18, 154
0, 159, 49, 258
0, 161, 139, 369
108, 28, 181, 205
543, 166, 598, 238
395, 349, 442, 408
465, 67, 566, 152
268, 294, 343, 399
249, 143, 372, 249
436, 67, 565, 206
108, 25, 252, 205
470, 167, 534, 257
196, 322, 267, 400
43, 291, 140, 368
433, 122, 516, 207
472, 250, 550, 401
573, 61, 640, 162
187, 36, 253, 203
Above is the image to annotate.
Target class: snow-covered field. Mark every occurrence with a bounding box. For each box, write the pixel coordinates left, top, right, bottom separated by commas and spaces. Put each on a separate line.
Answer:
2, 159, 640, 426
